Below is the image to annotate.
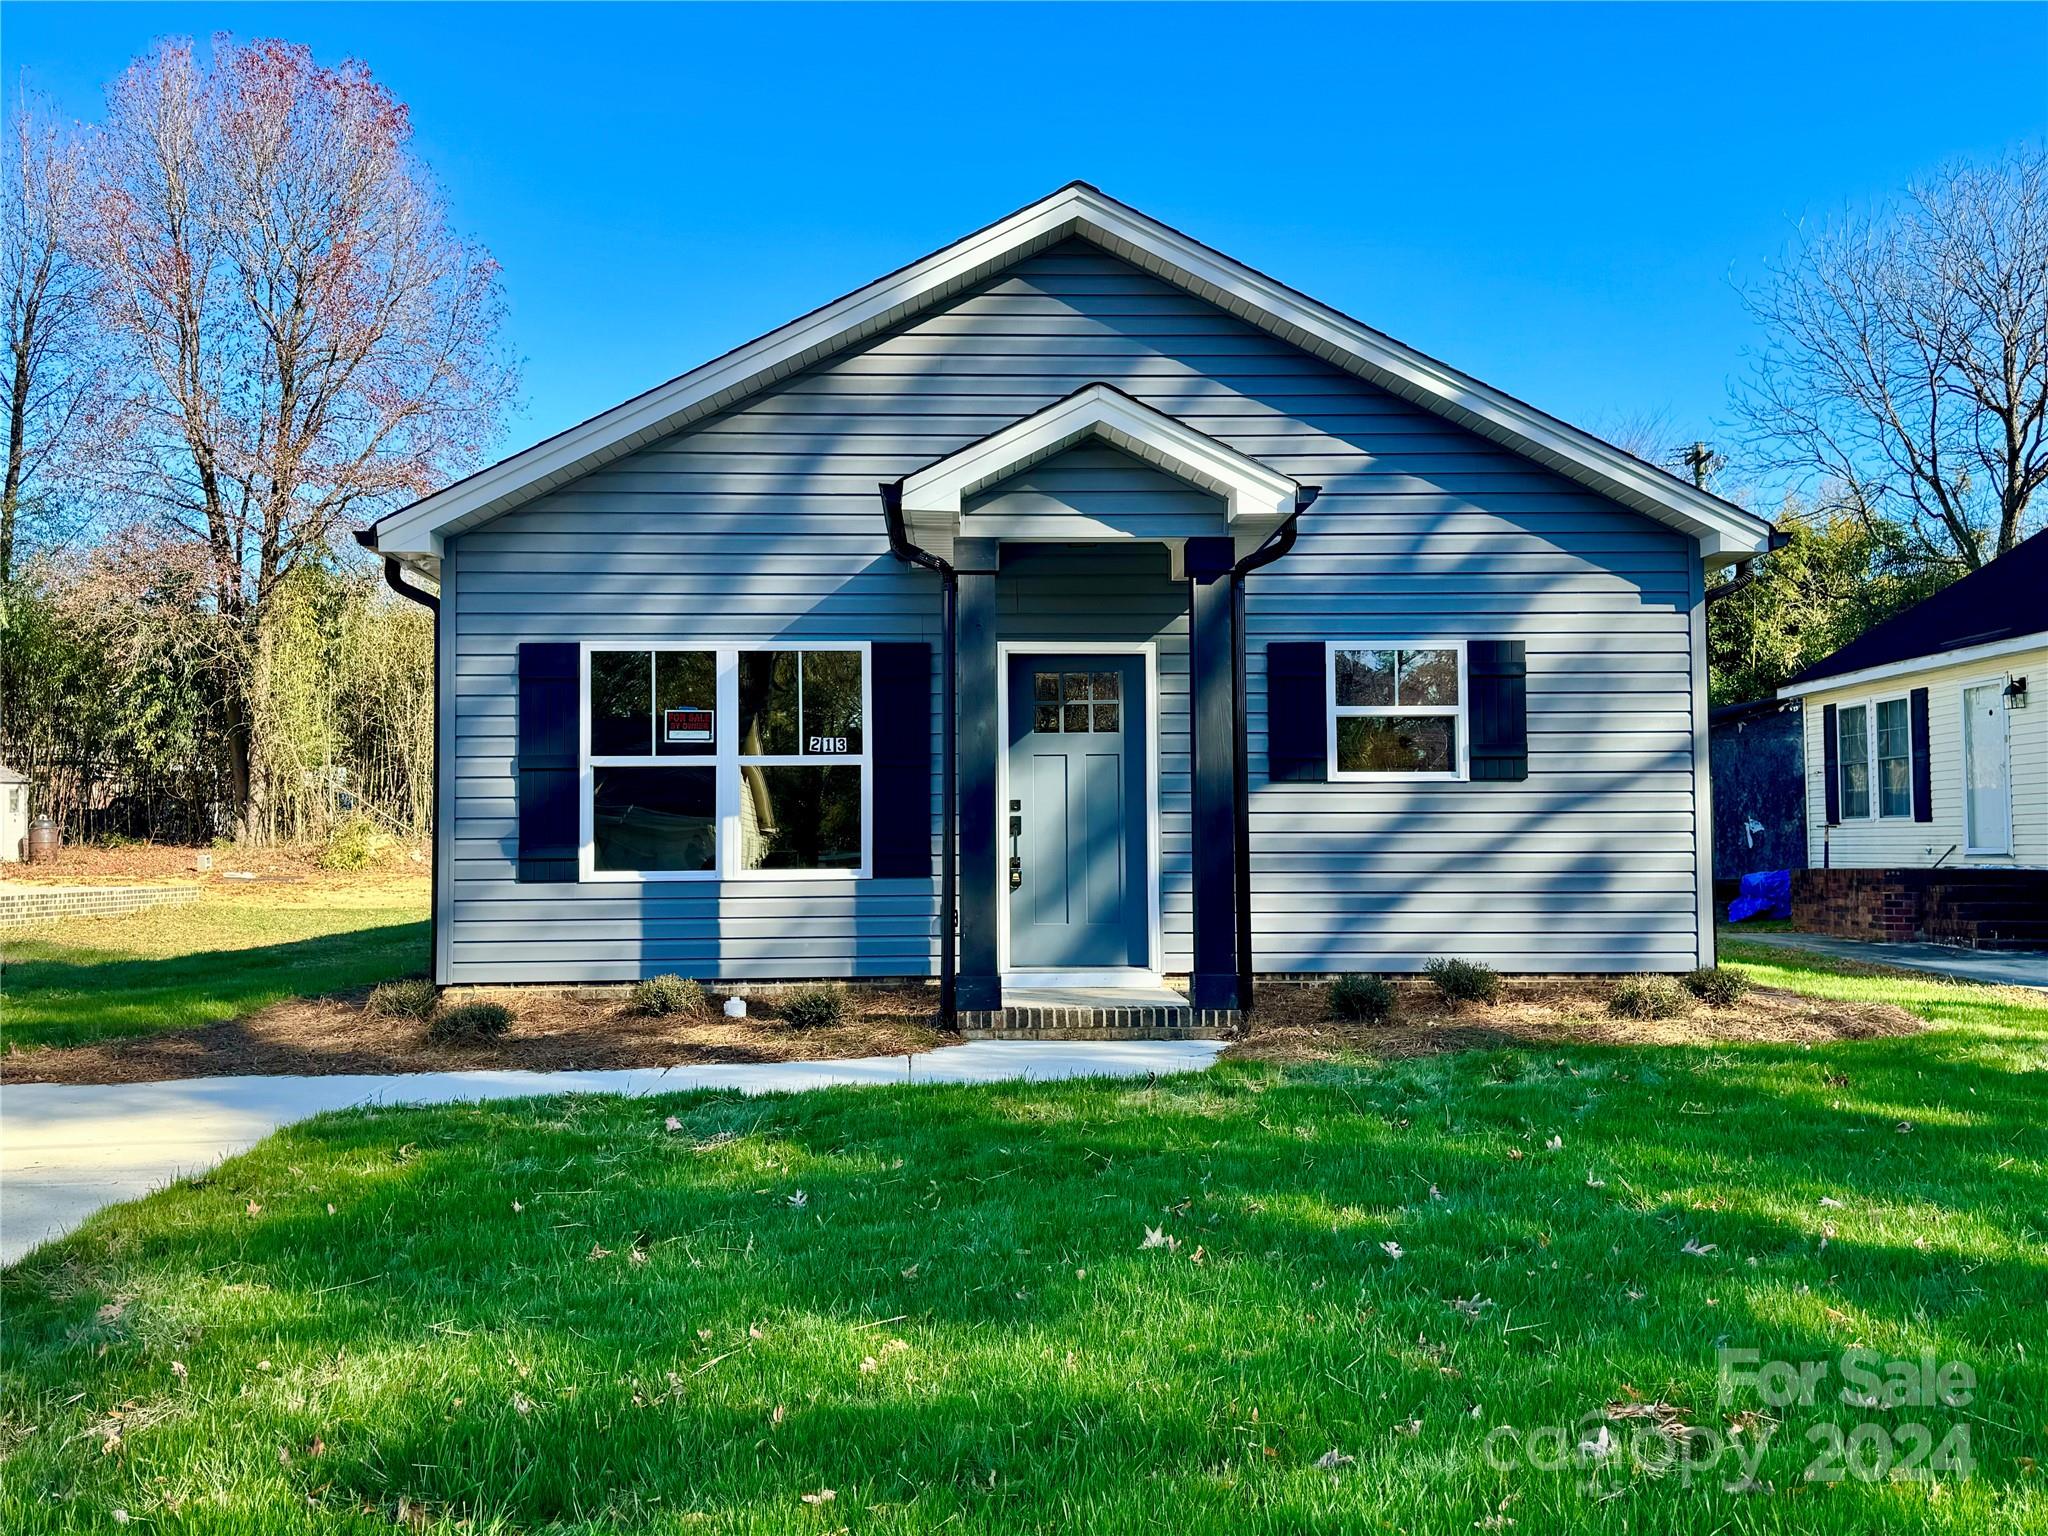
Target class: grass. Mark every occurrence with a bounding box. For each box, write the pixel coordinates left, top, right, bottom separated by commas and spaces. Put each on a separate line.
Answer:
1, 946, 2043, 1533
1, 879, 429, 1051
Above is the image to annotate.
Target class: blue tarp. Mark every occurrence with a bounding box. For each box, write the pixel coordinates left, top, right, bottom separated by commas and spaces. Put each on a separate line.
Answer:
1727, 869, 1792, 924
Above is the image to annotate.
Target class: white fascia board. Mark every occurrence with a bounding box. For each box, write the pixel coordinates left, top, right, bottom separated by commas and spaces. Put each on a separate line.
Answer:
368, 182, 1774, 564
1776, 632, 2048, 701
899, 382, 1298, 527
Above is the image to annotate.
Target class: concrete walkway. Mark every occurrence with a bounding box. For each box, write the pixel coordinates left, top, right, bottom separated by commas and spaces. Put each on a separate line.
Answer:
0, 1039, 1224, 1266
1730, 930, 2048, 989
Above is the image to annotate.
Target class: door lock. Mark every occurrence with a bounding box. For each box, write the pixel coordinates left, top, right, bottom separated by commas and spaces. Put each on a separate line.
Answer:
1008, 810, 1023, 889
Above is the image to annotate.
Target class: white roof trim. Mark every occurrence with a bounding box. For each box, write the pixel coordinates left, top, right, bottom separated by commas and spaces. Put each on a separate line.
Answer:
1777, 632, 2048, 701
368, 182, 1775, 570
899, 383, 1299, 534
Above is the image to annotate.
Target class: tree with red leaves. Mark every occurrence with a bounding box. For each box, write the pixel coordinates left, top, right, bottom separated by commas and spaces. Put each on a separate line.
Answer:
85, 35, 515, 840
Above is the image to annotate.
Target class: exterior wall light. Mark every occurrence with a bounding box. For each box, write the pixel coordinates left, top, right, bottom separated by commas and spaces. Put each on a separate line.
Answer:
2004, 676, 2028, 710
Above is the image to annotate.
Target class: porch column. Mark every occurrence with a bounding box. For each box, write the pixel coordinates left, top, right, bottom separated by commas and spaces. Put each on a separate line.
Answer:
1185, 538, 1240, 1012
953, 537, 1002, 1011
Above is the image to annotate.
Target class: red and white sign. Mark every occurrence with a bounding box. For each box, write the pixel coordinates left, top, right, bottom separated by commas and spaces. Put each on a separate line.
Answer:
663, 707, 713, 744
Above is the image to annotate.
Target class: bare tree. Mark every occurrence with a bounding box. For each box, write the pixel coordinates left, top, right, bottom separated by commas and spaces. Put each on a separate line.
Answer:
83, 36, 515, 839
1734, 146, 2048, 570
1, 89, 109, 584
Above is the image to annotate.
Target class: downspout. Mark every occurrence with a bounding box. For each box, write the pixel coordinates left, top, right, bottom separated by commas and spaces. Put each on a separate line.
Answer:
354, 526, 441, 986
880, 483, 958, 1025
1226, 486, 1320, 1012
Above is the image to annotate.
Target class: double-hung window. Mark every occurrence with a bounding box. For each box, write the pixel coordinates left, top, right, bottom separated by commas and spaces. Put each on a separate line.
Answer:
582, 643, 870, 880
1327, 641, 1467, 780
1835, 696, 1910, 821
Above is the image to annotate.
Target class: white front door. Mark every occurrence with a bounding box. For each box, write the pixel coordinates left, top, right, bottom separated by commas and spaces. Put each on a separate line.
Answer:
1962, 682, 2011, 855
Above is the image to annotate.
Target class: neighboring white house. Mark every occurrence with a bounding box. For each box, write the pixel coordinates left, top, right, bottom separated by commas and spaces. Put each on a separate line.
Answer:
1779, 531, 2045, 871
0, 764, 27, 862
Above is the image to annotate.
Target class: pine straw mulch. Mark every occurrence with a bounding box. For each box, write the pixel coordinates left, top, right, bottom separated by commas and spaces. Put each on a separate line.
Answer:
0, 985, 950, 1085
1226, 977, 1927, 1064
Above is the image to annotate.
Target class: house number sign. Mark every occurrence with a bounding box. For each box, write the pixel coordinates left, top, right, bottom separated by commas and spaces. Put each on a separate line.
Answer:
808, 735, 850, 755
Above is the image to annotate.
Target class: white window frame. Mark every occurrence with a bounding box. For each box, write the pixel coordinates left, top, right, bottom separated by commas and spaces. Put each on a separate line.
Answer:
579, 640, 872, 884
1325, 639, 1469, 782
1833, 692, 1912, 821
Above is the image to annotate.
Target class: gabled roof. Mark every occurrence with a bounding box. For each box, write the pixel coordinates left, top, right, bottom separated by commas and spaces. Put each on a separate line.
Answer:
898, 383, 1304, 532
366, 182, 1775, 572
1781, 528, 2048, 696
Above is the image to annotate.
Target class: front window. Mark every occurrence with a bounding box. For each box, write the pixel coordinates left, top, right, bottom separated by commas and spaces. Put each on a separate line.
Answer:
1837, 703, 1871, 819
1328, 642, 1466, 779
1874, 696, 1911, 818
584, 644, 869, 880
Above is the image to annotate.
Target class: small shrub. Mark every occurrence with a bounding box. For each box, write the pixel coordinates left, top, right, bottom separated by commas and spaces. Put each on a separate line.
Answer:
1327, 973, 1396, 1024
1608, 974, 1692, 1021
1682, 965, 1751, 1008
780, 985, 845, 1030
1425, 957, 1501, 1006
317, 815, 388, 871
634, 973, 705, 1017
366, 978, 438, 1021
428, 1000, 513, 1045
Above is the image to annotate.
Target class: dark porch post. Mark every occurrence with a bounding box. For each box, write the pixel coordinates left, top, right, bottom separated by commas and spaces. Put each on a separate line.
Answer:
953, 537, 1002, 1011
1185, 538, 1240, 1012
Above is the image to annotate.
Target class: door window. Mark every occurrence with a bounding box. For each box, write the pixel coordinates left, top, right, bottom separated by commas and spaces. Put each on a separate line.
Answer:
1962, 683, 2010, 853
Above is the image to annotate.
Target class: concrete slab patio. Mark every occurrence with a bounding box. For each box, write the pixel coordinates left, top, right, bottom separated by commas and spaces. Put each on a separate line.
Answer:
1731, 930, 2048, 989
0, 1039, 1224, 1266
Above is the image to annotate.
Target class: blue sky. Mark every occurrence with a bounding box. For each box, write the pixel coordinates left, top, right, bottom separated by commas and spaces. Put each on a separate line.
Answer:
7, 2, 2046, 476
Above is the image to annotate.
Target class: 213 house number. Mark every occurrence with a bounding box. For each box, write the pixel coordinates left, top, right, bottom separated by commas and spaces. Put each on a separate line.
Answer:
809, 736, 849, 755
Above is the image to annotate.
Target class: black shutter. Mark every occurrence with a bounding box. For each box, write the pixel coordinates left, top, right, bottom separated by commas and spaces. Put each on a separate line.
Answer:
517, 642, 580, 883
1822, 702, 1840, 826
1266, 642, 1327, 783
1468, 640, 1529, 782
1910, 687, 1933, 822
871, 641, 935, 878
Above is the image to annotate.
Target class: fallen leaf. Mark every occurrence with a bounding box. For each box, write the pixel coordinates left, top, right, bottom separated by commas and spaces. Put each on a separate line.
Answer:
1140, 1226, 1179, 1252
1579, 1425, 1616, 1461
787, 1190, 807, 1209
1545, 1135, 1563, 1151
800, 1488, 835, 1506
664, 1115, 683, 1132
246, 1201, 262, 1218
1585, 1172, 1606, 1189
170, 1360, 188, 1380
1681, 1238, 1717, 1258
1381, 1241, 1404, 1262
1313, 1448, 1354, 1471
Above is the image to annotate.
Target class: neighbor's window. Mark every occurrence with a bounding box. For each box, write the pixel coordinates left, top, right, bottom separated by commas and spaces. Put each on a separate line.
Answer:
1328, 642, 1466, 778
737, 649, 865, 873
1837, 702, 1871, 820
1874, 696, 1911, 818
584, 644, 867, 880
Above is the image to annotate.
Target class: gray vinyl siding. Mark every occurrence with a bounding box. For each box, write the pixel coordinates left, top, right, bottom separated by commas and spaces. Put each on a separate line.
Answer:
443, 239, 1705, 982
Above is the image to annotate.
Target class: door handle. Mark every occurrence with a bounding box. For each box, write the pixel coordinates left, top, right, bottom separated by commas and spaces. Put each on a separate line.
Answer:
1008, 813, 1023, 889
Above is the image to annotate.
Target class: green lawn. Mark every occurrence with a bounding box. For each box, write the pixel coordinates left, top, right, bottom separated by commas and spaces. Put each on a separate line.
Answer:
1, 880, 429, 1050
2, 942, 2042, 1533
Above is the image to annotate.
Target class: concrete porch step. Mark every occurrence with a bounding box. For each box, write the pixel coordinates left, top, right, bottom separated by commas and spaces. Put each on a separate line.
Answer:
959, 985, 1239, 1041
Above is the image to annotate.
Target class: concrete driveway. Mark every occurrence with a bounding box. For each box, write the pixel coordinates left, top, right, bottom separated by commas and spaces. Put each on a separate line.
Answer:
0, 1039, 1225, 1266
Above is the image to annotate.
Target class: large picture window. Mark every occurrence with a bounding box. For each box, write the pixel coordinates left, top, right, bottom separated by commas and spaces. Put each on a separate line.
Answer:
582, 643, 870, 880
1326, 641, 1467, 780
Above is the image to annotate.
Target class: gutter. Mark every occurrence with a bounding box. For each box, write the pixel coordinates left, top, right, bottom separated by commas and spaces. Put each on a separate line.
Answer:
353, 525, 442, 987
1225, 486, 1320, 1010
1704, 526, 1791, 607
880, 484, 959, 1025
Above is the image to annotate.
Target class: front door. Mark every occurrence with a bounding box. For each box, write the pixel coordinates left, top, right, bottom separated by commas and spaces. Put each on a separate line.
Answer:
1006, 655, 1149, 970
1963, 682, 2011, 854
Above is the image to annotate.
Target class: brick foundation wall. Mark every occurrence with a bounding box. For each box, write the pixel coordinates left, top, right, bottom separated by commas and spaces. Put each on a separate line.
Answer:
0, 884, 201, 928
1790, 869, 2048, 950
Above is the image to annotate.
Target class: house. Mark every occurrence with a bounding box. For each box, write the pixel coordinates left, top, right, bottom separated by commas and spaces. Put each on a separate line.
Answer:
358, 183, 1776, 1022
0, 763, 26, 862
1775, 530, 2046, 947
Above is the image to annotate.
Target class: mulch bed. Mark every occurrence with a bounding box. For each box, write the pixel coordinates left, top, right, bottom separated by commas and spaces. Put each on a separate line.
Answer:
1227, 977, 1926, 1064
1, 986, 949, 1085
0, 841, 427, 886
